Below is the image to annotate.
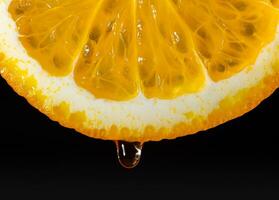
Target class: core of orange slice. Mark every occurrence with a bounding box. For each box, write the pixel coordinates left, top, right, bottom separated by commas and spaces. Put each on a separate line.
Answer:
0, 0, 279, 142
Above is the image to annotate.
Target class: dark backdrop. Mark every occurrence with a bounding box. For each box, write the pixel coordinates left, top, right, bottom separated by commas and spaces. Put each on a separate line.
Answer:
0, 75, 278, 198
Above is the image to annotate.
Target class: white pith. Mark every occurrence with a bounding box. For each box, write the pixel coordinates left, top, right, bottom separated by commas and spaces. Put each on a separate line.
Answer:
0, 0, 279, 134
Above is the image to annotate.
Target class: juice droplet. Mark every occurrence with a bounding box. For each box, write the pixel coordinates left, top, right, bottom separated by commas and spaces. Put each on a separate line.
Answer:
115, 141, 143, 169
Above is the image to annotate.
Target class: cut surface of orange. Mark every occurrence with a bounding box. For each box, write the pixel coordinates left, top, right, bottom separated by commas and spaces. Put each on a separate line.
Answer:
0, 0, 279, 142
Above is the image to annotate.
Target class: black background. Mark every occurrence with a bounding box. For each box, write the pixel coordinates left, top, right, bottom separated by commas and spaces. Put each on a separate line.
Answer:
0, 75, 278, 198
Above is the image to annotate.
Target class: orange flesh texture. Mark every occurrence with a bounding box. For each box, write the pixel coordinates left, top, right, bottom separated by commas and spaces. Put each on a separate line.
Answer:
9, 0, 279, 101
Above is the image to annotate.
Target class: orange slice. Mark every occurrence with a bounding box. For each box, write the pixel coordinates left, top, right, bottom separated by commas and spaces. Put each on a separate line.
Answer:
0, 0, 279, 142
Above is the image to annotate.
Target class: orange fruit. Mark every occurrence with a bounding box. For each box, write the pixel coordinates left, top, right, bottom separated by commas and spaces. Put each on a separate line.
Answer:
0, 0, 279, 142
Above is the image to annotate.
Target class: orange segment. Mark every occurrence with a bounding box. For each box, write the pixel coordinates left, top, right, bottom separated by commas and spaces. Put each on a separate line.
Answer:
137, 1, 205, 99
174, 0, 279, 80
9, 0, 97, 76
74, 0, 139, 100
8, 0, 279, 100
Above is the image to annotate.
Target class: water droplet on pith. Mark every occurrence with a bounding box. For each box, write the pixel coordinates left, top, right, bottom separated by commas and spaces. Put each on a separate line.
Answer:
115, 141, 143, 169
